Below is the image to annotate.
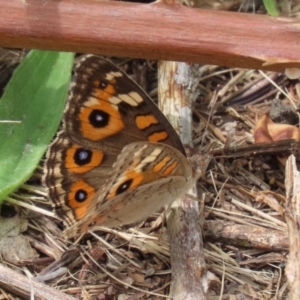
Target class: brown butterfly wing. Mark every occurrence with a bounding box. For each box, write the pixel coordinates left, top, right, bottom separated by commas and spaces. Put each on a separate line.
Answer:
64, 142, 193, 238
43, 56, 188, 237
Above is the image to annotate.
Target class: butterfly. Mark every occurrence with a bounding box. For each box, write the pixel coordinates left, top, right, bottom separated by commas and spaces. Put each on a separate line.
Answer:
43, 55, 194, 238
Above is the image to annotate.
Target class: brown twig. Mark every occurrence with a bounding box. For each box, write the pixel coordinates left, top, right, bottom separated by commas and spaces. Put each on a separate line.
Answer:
0, 0, 299, 72
209, 139, 300, 160
285, 155, 300, 300
204, 220, 289, 251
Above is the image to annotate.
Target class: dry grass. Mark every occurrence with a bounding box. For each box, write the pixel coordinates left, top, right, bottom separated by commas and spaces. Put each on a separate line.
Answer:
1, 56, 295, 300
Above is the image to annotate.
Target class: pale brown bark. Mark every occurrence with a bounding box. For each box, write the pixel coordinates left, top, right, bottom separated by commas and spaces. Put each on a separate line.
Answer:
158, 61, 209, 299
0, 0, 299, 72
204, 220, 289, 251
285, 155, 300, 299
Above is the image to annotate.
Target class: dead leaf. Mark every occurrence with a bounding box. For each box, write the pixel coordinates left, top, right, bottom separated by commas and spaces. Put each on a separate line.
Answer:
254, 114, 300, 143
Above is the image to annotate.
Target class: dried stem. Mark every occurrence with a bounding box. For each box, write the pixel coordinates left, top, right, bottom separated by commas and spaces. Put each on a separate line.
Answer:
0, 264, 76, 300
285, 155, 300, 299
158, 61, 209, 299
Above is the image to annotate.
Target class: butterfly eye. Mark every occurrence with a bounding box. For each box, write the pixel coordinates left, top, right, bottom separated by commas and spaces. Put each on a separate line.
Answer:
116, 179, 133, 195
89, 109, 109, 128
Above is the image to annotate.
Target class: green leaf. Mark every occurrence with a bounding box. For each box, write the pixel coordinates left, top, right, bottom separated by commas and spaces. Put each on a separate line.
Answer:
0, 50, 74, 201
263, 0, 280, 16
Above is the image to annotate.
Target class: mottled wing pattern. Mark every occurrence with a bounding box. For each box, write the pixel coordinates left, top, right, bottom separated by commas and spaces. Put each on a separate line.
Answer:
43, 56, 192, 238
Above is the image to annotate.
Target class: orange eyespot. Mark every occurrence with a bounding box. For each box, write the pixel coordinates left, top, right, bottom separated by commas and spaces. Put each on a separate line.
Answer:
68, 180, 95, 220
107, 171, 144, 199
79, 100, 124, 141
65, 144, 104, 174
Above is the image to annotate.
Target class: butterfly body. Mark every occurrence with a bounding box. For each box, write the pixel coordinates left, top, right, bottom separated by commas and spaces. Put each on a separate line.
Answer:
43, 56, 193, 238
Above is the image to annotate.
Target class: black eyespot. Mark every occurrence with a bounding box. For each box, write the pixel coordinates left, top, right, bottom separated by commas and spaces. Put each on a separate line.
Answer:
116, 179, 133, 195
75, 189, 88, 202
89, 109, 109, 128
74, 148, 92, 165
